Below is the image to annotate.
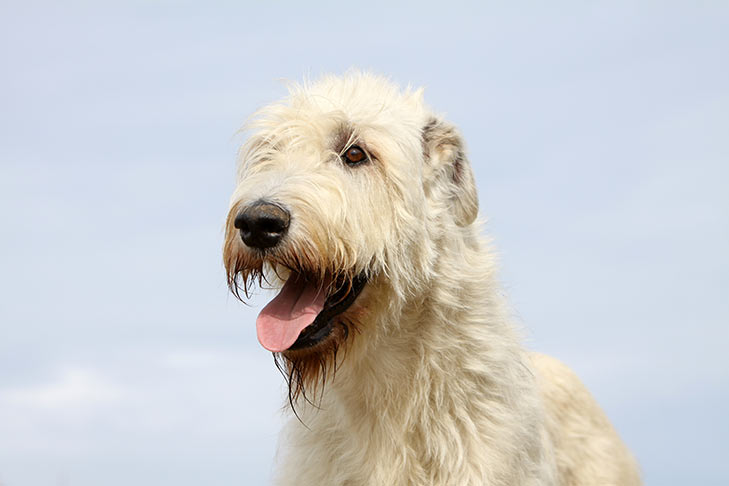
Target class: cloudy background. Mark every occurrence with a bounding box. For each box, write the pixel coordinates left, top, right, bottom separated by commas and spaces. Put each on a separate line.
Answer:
1, 1, 727, 485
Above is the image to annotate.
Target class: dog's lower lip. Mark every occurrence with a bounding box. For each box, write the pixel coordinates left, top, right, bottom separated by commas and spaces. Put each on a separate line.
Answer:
287, 273, 367, 351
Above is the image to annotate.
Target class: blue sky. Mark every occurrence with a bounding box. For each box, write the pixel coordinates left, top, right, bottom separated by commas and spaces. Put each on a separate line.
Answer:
1, 1, 727, 485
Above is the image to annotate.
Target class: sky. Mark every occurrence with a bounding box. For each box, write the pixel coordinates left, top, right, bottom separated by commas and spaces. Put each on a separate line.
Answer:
1, 1, 728, 485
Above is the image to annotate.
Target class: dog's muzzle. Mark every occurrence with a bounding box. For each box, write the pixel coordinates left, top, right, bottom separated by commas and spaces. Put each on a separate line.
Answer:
234, 200, 290, 249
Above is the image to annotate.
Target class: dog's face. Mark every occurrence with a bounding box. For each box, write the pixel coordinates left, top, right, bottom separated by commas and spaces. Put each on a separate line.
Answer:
223, 74, 478, 401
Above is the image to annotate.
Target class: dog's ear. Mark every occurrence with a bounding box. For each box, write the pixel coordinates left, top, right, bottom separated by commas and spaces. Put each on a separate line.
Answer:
422, 117, 479, 227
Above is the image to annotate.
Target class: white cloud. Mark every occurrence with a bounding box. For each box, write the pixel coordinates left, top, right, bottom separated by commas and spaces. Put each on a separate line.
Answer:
1, 367, 125, 411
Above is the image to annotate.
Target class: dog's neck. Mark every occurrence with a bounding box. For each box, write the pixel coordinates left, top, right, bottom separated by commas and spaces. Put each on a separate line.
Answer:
332, 305, 502, 416
283, 235, 546, 484
331, 237, 520, 416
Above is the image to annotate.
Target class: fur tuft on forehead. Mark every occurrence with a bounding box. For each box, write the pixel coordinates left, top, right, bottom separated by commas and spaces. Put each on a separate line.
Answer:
237, 72, 429, 171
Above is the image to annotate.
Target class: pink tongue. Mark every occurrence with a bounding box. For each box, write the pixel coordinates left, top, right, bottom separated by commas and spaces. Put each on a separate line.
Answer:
256, 274, 329, 352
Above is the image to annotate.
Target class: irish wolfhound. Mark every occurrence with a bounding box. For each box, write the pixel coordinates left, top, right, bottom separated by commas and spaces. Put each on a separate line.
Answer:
223, 73, 640, 485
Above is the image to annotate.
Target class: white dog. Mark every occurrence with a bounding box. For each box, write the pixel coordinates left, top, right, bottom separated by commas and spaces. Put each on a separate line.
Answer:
223, 72, 641, 485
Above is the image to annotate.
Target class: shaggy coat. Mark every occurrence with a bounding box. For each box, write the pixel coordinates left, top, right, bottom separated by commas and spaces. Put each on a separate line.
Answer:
223, 73, 641, 486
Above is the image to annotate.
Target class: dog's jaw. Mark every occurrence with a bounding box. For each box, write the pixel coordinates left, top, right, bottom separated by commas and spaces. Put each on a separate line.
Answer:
287, 272, 368, 350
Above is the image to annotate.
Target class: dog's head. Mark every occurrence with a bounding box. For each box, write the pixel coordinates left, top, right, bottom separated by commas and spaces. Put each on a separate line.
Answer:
223, 73, 478, 403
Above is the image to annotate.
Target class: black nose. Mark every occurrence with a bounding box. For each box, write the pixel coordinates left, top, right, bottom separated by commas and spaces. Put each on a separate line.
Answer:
234, 201, 291, 249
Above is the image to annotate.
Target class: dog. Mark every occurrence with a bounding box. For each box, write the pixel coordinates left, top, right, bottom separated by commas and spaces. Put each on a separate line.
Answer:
223, 72, 641, 485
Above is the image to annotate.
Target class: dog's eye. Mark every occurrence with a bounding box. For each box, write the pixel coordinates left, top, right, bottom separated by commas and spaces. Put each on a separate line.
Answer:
342, 146, 368, 167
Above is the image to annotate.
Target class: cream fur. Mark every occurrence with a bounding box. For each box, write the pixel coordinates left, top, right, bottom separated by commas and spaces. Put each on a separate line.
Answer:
224, 72, 641, 485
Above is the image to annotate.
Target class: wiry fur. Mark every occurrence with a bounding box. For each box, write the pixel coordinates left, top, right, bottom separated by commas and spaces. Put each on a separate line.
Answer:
223, 72, 641, 485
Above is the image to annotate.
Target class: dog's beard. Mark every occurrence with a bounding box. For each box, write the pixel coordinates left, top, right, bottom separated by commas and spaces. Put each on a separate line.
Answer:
273, 318, 355, 415
223, 237, 365, 415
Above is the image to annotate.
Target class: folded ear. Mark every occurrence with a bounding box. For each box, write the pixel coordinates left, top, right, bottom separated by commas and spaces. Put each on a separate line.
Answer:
422, 117, 479, 227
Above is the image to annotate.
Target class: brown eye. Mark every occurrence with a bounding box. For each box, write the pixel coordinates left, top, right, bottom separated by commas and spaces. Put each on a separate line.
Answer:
342, 145, 368, 166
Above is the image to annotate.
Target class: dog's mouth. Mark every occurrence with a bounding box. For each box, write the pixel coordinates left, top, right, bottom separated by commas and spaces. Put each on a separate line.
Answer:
255, 271, 367, 352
